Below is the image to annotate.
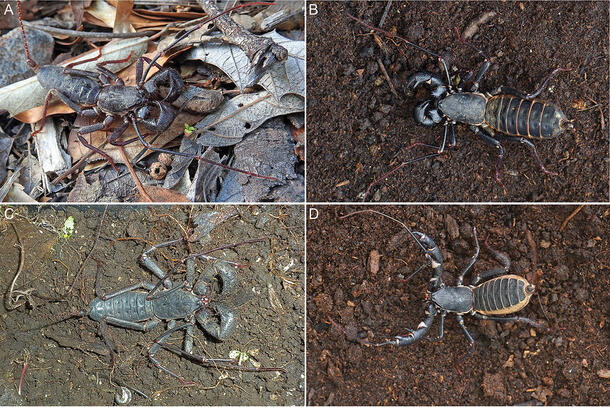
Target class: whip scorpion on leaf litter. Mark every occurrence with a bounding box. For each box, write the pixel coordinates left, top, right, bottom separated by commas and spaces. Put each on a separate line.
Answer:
346, 11, 574, 200
13, 0, 288, 195
328, 209, 550, 369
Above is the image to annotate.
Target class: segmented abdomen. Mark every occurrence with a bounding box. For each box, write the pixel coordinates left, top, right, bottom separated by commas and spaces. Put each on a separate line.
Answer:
90, 292, 154, 322
485, 95, 566, 139
473, 275, 533, 315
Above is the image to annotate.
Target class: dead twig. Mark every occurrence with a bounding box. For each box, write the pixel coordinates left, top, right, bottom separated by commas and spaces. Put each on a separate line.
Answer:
377, 57, 399, 98
198, 0, 287, 69
560, 205, 584, 231
118, 146, 153, 202
378, 0, 393, 29
462, 11, 496, 40
22, 21, 156, 39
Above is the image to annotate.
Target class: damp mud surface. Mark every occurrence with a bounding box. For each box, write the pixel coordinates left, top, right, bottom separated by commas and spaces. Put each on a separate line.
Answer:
306, 1, 609, 202
307, 205, 609, 405
0, 205, 304, 405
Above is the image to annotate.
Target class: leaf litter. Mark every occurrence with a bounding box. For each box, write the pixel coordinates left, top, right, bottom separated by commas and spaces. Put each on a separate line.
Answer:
0, 1, 304, 202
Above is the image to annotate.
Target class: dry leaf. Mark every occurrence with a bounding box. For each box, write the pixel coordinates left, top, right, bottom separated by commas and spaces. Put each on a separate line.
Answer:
137, 186, 189, 202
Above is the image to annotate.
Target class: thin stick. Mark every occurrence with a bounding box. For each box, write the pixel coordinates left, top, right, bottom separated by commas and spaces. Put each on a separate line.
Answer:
377, 57, 398, 98
560, 204, 584, 231
118, 146, 153, 202
21, 21, 156, 39
378, 0, 394, 29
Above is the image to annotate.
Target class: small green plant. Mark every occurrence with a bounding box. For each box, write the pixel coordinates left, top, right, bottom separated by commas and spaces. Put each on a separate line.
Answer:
184, 123, 195, 135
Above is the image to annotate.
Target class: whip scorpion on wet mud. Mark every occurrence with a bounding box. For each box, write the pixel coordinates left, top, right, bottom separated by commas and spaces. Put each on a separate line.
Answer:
25, 236, 284, 384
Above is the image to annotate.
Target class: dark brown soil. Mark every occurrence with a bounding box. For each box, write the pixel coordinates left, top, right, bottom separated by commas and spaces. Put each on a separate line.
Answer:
306, 1, 609, 202
0, 205, 304, 405
307, 205, 609, 405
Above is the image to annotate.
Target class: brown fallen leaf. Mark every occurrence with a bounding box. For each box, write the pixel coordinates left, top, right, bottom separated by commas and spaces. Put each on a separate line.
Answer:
67, 172, 103, 202
137, 186, 189, 202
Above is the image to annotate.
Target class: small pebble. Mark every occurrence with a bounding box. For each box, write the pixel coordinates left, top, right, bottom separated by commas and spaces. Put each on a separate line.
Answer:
158, 153, 173, 167
445, 215, 459, 240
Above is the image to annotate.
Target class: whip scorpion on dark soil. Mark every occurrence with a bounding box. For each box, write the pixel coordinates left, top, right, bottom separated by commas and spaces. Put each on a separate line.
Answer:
327, 209, 550, 368
346, 9, 578, 201
29, 237, 285, 384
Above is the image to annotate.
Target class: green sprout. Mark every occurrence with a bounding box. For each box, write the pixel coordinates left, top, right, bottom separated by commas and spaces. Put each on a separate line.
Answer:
184, 123, 195, 135
62, 216, 75, 239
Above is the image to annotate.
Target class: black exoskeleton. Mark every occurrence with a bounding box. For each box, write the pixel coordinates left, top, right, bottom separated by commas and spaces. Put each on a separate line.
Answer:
348, 13, 573, 189
340, 210, 548, 356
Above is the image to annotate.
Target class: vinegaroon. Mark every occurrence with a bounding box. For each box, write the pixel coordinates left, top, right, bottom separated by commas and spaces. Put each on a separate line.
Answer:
333, 210, 548, 361
16, 1, 282, 180
347, 13, 574, 199
35, 237, 284, 384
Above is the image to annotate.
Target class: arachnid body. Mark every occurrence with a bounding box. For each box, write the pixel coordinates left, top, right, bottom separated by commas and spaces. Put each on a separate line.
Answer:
376, 227, 547, 351
84, 238, 242, 381
56, 237, 283, 383
347, 13, 573, 195
341, 210, 547, 354
405, 45, 572, 187
16, 1, 281, 180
